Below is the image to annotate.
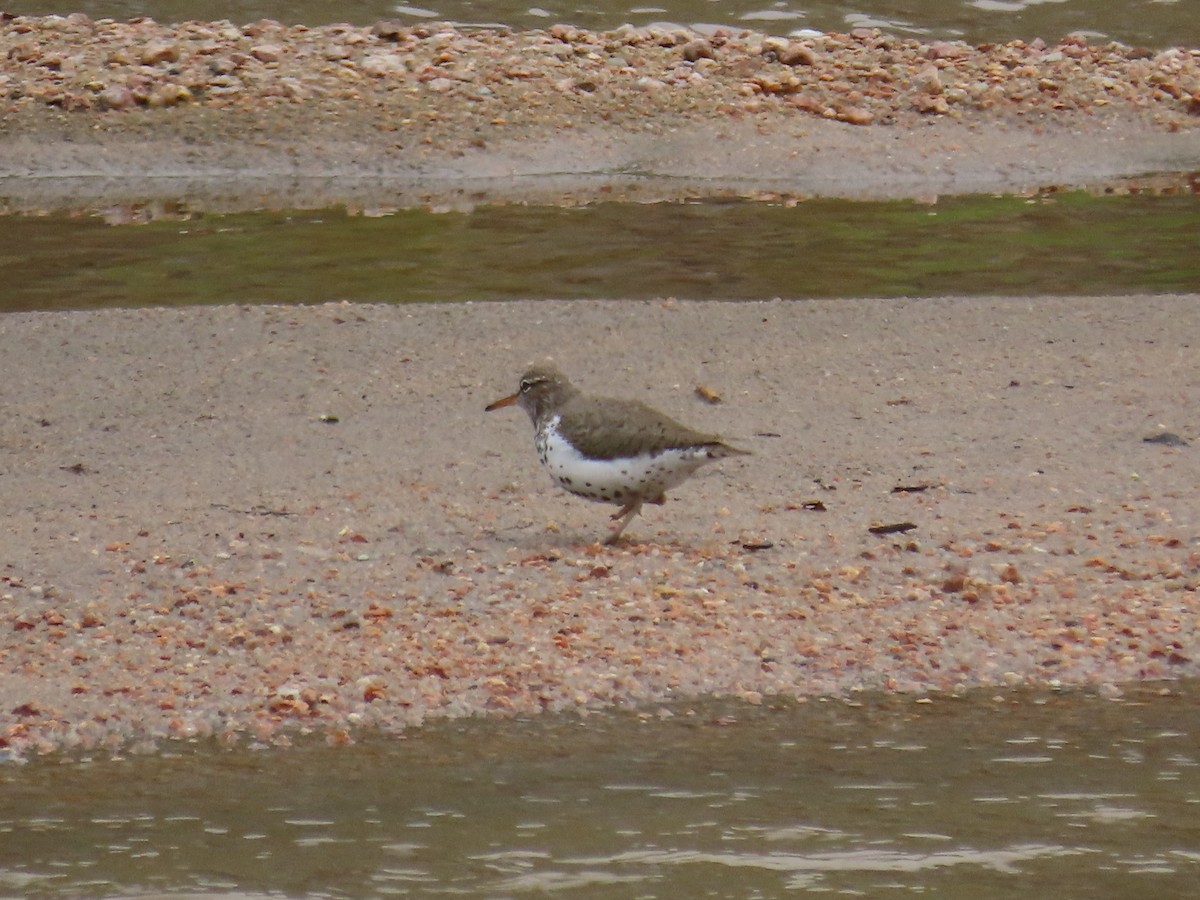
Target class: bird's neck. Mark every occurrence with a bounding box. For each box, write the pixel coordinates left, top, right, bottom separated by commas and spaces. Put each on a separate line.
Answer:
529, 386, 579, 430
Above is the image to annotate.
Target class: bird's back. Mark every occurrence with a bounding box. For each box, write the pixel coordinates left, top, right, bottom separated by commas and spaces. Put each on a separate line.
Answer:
555, 395, 745, 461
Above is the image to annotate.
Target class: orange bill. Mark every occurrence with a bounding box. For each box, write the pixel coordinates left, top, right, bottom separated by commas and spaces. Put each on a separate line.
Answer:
485, 392, 518, 412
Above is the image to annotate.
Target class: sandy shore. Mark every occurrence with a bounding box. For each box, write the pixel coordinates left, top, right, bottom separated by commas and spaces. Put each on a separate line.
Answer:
1, 296, 1197, 759
1, 16, 1198, 759
2, 16, 1199, 210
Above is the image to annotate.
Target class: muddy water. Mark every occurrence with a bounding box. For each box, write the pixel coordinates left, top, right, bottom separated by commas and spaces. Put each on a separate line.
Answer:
5, 0, 1200, 48
1, 683, 1198, 897
3, 191, 1200, 313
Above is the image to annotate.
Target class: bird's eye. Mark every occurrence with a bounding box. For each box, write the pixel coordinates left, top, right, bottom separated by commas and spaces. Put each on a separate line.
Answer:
519, 379, 532, 392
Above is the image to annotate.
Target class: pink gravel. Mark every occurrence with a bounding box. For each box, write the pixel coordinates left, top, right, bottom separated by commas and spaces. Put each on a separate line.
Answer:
1, 17, 1199, 211
1, 296, 1197, 760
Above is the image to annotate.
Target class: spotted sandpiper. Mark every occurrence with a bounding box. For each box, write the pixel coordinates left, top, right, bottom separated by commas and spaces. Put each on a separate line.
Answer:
486, 364, 749, 544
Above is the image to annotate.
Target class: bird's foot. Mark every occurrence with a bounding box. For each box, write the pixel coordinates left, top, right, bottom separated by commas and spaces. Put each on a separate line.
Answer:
605, 499, 643, 543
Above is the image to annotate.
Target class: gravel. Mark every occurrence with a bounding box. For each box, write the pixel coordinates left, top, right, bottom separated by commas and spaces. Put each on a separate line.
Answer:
1, 15, 1197, 761
1, 296, 1197, 760
1, 15, 1198, 209
2, 15, 1197, 124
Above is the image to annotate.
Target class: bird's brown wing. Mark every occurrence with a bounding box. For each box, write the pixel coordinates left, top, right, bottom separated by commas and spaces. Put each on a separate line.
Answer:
557, 397, 730, 461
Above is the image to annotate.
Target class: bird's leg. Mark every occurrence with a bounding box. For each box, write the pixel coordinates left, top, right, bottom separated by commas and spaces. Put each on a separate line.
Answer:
605, 498, 644, 544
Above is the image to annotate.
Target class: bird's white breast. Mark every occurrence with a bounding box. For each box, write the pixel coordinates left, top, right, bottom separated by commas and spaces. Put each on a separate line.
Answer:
535, 415, 717, 505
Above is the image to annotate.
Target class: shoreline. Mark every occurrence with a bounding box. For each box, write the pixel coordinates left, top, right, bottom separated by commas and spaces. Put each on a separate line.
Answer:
2, 17, 1199, 210
2, 16, 1198, 760
2, 296, 1197, 759
3, 115, 1200, 215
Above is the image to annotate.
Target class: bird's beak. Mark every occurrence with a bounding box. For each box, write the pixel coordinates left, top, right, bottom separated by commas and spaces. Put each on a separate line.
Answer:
485, 392, 518, 412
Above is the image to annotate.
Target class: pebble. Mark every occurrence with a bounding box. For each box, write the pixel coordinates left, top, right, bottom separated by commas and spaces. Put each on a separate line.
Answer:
680, 38, 713, 62
0, 25, 1197, 761
97, 84, 135, 109
0, 14, 1195, 125
140, 41, 180, 65
779, 44, 816, 67
360, 52, 405, 76
250, 43, 284, 63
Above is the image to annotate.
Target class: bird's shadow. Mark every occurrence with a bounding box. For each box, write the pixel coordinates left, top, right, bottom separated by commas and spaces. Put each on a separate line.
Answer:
492, 525, 719, 556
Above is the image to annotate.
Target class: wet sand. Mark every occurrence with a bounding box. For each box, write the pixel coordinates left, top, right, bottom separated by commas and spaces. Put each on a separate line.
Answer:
1, 16, 1199, 211
1, 296, 1198, 759
1, 17, 1198, 758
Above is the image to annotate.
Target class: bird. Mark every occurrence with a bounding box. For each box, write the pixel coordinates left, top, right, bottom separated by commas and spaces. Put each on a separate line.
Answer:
485, 364, 749, 544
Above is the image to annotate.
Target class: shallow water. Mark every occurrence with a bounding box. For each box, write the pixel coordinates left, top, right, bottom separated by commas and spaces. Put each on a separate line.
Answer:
3, 6, 1198, 890
3, 191, 1200, 313
5, 0, 1200, 48
2, 682, 1198, 897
